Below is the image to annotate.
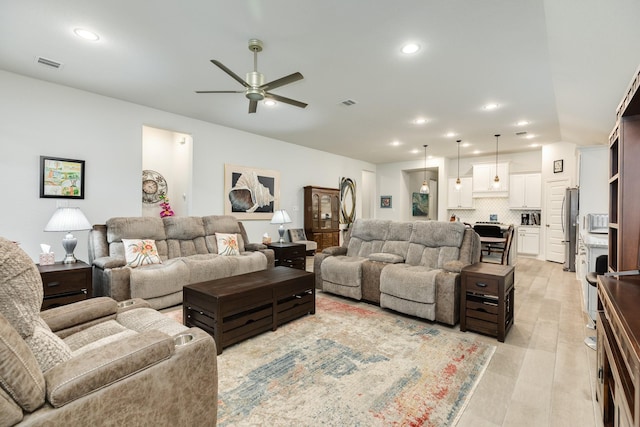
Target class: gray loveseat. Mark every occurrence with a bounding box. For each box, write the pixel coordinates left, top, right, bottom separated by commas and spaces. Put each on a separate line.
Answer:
314, 219, 481, 325
89, 215, 275, 310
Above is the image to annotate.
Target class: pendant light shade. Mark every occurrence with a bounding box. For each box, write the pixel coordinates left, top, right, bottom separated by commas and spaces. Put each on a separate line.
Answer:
455, 139, 462, 191
492, 134, 501, 189
419, 144, 430, 194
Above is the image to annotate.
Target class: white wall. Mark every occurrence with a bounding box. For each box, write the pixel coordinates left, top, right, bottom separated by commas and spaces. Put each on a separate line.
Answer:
0, 71, 374, 261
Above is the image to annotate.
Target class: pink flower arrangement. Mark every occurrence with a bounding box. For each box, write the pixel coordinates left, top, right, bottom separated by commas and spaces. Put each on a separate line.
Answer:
158, 194, 175, 218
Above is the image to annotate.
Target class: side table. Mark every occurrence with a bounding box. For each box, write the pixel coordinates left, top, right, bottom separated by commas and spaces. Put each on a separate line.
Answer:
37, 261, 92, 310
460, 263, 515, 342
267, 242, 306, 270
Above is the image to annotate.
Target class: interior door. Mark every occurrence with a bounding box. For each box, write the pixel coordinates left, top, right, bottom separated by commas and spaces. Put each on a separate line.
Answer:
545, 179, 569, 263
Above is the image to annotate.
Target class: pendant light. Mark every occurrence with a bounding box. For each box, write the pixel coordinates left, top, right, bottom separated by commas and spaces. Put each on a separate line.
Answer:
492, 134, 501, 189
455, 139, 462, 191
419, 144, 430, 194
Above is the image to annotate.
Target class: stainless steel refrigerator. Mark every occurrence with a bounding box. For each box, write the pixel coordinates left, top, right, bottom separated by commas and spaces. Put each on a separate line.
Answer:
562, 187, 579, 271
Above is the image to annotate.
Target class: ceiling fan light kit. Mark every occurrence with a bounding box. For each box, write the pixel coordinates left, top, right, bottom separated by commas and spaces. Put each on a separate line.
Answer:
196, 39, 307, 114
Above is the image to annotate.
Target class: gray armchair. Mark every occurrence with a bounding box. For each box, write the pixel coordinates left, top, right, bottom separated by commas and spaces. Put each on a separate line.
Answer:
0, 237, 218, 426
288, 228, 317, 255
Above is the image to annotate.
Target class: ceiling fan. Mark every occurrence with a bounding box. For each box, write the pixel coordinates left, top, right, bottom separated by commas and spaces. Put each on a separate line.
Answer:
196, 39, 307, 114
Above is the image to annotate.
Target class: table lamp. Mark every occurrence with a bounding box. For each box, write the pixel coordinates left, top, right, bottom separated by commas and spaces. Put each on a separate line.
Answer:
44, 207, 92, 263
270, 209, 292, 243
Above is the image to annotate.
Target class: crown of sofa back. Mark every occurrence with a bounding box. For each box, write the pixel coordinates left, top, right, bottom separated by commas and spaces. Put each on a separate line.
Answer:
104, 215, 250, 260
346, 219, 391, 257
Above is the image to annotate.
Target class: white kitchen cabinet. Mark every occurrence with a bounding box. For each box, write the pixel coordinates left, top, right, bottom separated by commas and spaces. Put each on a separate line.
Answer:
447, 177, 474, 209
472, 162, 509, 196
509, 173, 541, 209
517, 226, 540, 255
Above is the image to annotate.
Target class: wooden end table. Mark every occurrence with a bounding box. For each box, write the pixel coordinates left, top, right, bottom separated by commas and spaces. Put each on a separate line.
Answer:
37, 261, 92, 310
460, 263, 515, 342
267, 242, 306, 270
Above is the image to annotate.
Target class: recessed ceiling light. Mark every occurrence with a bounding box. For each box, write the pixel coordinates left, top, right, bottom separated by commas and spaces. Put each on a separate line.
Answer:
413, 118, 427, 125
462, 143, 471, 148
529, 143, 540, 148
410, 149, 420, 154
483, 103, 499, 110
516, 120, 530, 126
428, 155, 433, 159
73, 28, 100, 41
401, 43, 420, 54
391, 140, 401, 146
264, 100, 276, 106
525, 134, 535, 139
473, 150, 481, 155
445, 132, 456, 138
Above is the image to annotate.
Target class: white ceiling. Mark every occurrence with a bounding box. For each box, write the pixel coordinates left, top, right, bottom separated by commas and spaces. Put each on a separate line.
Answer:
2, 0, 639, 164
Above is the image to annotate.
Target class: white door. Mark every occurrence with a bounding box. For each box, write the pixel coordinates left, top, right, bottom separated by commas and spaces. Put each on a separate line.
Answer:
545, 179, 569, 263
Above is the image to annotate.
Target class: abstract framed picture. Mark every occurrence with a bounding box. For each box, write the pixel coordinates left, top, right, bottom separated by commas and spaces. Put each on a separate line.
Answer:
224, 164, 279, 220
39, 156, 85, 199
380, 195, 392, 208
412, 192, 429, 217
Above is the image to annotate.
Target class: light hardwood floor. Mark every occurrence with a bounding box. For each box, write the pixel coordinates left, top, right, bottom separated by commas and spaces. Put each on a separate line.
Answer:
307, 256, 602, 426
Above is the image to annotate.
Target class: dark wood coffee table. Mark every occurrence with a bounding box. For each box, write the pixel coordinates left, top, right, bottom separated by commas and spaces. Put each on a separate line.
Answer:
183, 266, 315, 354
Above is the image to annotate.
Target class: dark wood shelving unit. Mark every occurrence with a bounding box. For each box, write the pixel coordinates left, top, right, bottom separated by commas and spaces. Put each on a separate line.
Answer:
303, 186, 340, 252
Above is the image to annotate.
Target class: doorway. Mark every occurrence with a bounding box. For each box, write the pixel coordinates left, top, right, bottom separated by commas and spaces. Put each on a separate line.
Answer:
545, 179, 569, 263
141, 126, 192, 217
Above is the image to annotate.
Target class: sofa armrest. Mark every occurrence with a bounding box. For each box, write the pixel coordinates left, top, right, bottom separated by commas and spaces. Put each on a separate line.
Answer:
322, 246, 347, 256
244, 242, 267, 251
443, 260, 467, 273
92, 255, 126, 269
41, 297, 118, 333
44, 330, 174, 408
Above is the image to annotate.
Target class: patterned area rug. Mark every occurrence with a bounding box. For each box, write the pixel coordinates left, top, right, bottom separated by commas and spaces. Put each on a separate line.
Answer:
166, 293, 495, 427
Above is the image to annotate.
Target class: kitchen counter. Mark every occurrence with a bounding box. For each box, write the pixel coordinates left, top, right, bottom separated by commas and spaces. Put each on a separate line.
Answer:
582, 233, 608, 248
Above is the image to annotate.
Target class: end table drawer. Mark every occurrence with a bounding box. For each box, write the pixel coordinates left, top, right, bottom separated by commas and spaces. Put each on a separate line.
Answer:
42, 291, 87, 310
464, 274, 499, 295
41, 272, 89, 296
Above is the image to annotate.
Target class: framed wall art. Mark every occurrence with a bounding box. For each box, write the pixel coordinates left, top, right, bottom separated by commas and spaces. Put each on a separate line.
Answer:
412, 192, 429, 217
553, 159, 564, 173
39, 156, 85, 199
224, 164, 279, 220
380, 195, 392, 208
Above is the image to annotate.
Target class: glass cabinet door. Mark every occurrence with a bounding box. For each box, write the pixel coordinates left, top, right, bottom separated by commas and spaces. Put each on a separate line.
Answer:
312, 193, 320, 229
320, 194, 332, 229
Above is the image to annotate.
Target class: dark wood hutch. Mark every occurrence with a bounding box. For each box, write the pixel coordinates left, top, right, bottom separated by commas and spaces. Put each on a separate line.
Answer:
303, 186, 340, 252
597, 65, 640, 427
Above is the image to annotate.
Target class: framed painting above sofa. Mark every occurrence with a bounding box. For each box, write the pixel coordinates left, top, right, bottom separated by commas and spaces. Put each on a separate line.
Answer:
224, 163, 280, 220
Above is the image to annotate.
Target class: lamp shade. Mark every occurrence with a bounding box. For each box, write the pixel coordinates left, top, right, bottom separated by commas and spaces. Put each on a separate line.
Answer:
44, 207, 91, 232
270, 209, 292, 225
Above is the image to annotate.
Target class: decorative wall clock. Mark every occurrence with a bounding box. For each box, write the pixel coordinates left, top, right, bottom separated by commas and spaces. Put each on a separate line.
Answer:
142, 170, 168, 204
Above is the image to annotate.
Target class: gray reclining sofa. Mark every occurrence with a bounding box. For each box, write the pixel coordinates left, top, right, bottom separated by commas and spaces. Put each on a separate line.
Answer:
89, 215, 275, 310
314, 219, 481, 325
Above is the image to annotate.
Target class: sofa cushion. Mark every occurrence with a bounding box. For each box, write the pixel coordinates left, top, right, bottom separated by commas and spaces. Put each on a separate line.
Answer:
346, 219, 390, 257
163, 217, 209, 258
379, 264, 440, 304
129, 258, 190, 301
122, 239, 162, 267
107, 217, 167, 242
368, 253, 404, 264
202, 215, 246, 253
24, 319, 73, 373
215, 233, 240, 255
182, 252, 267, 284
321, 255, 367, 288
0, 312, 46, 412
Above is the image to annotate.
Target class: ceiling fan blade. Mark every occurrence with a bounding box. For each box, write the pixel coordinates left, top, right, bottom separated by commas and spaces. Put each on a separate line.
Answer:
210, 60, 250, 88
260, 72, 303, 91
195, 90, 244, 93
248, 100, 258, 114
264, 93, 308, 109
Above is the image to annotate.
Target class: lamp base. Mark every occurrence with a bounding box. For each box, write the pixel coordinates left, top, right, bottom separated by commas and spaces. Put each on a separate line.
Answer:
61, 232, 78, 264
278, 226, 285, 243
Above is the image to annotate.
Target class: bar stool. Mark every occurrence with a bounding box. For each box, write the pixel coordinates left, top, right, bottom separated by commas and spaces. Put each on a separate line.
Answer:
584, 254, 607, 350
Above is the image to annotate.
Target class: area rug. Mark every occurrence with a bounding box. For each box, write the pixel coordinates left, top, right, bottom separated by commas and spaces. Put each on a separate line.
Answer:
166, 293, 495, 427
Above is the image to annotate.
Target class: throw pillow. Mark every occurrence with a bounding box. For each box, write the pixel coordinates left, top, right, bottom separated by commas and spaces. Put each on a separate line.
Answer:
122, 239, 162, 268
215, 233, 240, 256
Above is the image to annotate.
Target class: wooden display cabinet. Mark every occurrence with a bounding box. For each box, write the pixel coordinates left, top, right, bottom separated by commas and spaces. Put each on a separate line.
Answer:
304, 186, 340, 252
